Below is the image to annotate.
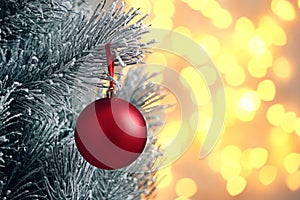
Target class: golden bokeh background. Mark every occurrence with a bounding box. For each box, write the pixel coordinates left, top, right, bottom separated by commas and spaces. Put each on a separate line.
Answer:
90, 0, 300, 199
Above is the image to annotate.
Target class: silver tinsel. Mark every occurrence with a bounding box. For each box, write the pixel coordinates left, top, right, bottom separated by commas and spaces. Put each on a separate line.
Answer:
0, 0, 165, 199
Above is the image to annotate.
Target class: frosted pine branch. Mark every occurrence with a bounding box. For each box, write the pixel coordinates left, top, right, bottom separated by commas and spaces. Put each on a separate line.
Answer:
0, 0, 165, 199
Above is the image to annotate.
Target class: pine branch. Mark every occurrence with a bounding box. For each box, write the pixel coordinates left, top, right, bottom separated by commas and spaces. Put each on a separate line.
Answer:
0, 76, 22, 181
0, 0, 164, 199
0, 0, 33, 20
0, 0, 73, 41
42, 142, 95, 200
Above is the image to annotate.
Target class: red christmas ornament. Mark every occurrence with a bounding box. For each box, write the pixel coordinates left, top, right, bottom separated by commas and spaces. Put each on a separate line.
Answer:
74, 43, 147, 170
75, 97, 147, 170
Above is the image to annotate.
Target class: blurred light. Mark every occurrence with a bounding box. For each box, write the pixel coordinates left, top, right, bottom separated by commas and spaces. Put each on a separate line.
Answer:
127, 0, 300, 199
269, 127, 289, 147
248, 59, 268, 78
257, 80, 276, 101
236, 90, 261, 122
259, 165, 278, 186
221, 161, 242, 180
259, 15, 277, 27
174, 26, 192, 38
248, 36, 267, 55
226, 176, 247, 196
271, 0, 296, 21
235, 17, 255, 35
258, 15, 287, 45
295, 118, 300, 136
199, 1, 221, 18
235, 106, 256, 122
211, 8, 233, 29
239, 90, 261, 112
270, 25, 287, 46
157, 166, 174, 188
150, 16, 173, 29
128, 0, 152, 14
153, 0, 175, 17
221, 145, 242, 162
175, 178, 197, 197
281, 112, 297, 133
241, 149, 252, 170
208, 151, 222, 172
157, 121, 180, 148
189, 111, 210, 133
197, 35, 221, 57
147, 52, 168, 66
180, 67, 211, 105
255, 27, 273, 47
284, 153, 300, 174
267, 104, 285, 126
170, 31, 193, 55
175, 197, 191, 200
234, 17, 255, 48
249, 148, 268, 169
216, 53, 238, 74
224, 87, 238, 126
286, 171, 300, 191
225, 66, 246, 87
184, 0, 207, 11
199, 65, 217, 86
269, 128, 293, 167
251, 51, 273, 69
273, 56, 291, 79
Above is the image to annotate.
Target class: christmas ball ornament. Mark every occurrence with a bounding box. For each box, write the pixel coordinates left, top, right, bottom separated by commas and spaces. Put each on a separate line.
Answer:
75, 97, 147, 170
74, 43, 147, 170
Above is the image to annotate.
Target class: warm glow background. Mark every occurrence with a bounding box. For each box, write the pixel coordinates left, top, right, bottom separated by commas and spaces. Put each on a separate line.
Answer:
89, 0, 300, 199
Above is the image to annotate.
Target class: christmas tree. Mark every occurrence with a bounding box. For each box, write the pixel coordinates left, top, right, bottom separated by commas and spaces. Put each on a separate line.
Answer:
0, 0, 166, 199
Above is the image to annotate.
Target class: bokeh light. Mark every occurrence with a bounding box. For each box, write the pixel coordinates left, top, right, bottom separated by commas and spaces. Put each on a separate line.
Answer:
211, 8, 233, 29
88, 0, 300, 199
138, 0, 300, 199
259, 165, 278, 186
226, 176, 247, 196
267, 104, 285, 126
271, 0, 296, 21
281, 112, 297, 133
221, 161, 242, 180
273, 56, 291, 79
150, 16, 173, 29
295, 118, 300, 136
248, 36, 268, 55
153, 0, 175, 18
284, 153, 300, 174
286, 171, 300, 191
197, 34, 221, 57
248, 148, 268, 169
257, 80, 276, 102
236, 90, 261, 122
175, 178, 197, 198
225, 66, 245, 86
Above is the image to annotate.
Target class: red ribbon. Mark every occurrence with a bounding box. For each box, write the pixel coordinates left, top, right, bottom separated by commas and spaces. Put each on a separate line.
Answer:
105, 43, 114, 92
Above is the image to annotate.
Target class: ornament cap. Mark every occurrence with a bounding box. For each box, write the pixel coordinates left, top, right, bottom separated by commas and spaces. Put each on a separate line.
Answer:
106, 89, 117, 98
